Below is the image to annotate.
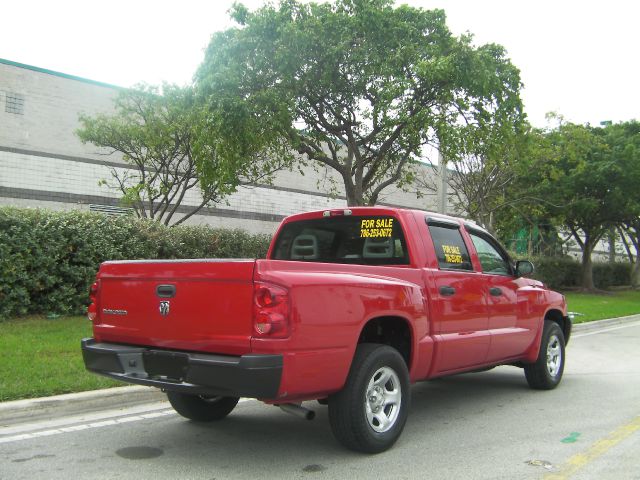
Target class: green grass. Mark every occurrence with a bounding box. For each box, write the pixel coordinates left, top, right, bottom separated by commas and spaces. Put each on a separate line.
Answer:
0, 316, 120, 402
564, 290, 640, 323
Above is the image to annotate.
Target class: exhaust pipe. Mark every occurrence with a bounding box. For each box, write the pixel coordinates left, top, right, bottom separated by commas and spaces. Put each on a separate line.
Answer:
279, 403, 315, 420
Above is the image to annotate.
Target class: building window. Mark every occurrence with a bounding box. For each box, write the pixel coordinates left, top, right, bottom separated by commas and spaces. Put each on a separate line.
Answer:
5, 92, 25, 115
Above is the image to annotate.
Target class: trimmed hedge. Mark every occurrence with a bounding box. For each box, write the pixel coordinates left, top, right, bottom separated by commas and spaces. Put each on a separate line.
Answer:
0, 207, 271, 319
529, 256, 581, 289
528, 256, 632, 290
1, 207, 634, 319
592, 262, 633, 290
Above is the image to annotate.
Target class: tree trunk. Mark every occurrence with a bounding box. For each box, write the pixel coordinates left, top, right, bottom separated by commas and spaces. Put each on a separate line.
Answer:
476, 212, 496, 236
608, 227, 616, 263
581, 241, 596, 291
343, 174, 364, 206
486, 211, 497, 237
631, 262, 640, 289
345, 191, 365, 206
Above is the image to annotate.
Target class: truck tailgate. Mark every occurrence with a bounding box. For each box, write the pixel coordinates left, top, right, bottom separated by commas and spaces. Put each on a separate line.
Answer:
94, 259, 255, 355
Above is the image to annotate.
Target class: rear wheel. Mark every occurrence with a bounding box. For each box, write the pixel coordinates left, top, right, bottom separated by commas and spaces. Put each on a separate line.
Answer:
328, 343, 410, 453
525, 321, 565, 389
166, 392, 239, 421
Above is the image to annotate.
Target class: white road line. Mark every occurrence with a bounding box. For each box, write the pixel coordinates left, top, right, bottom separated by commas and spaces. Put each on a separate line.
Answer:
0, 398, 253, 445
572, 320, 640, 338
0, 401, 172, 436
0, 410, 175, 445
60, 424, 90, 432
115, 415, 142, 424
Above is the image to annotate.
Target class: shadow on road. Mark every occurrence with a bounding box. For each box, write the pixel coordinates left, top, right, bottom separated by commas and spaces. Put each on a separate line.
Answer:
115, 366, 551, 478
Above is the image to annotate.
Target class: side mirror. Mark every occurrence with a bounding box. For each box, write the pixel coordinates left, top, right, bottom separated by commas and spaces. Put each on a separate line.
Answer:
515, 260, 534, 277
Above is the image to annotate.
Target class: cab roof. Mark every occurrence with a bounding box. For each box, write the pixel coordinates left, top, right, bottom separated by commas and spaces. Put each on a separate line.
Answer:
281, 206, 467, 226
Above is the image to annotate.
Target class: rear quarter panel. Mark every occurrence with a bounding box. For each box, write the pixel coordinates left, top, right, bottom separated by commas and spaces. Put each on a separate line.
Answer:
253, 260, 428, 400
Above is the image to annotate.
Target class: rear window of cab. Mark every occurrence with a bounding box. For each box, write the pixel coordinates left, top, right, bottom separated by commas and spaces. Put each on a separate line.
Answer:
271, 216, 409, 265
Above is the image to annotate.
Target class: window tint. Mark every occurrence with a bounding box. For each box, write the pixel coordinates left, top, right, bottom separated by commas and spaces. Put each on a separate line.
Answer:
272, 216, 409, 265
469, 232, 511, 275
428, 225, 473, 271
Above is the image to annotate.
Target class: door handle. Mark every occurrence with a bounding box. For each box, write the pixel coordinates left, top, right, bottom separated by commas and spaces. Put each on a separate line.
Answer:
439, 286, 456, 296
156, 284, 176, 298
489, 287, 502, 297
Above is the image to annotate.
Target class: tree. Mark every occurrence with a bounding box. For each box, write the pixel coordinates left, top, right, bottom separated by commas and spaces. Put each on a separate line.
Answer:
196, 0, 524, 206
604, 121, 640, 287
536, 121, 631, 290
620, 221, 640, 287
416, 124, 535, 235
78, 85, 290, 226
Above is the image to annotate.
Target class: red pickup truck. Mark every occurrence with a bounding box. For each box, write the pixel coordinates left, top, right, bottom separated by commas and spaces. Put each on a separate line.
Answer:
82, 207, 571, 453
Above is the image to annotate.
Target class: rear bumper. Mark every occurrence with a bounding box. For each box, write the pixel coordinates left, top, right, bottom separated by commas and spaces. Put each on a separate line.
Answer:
81, 338, 282, 399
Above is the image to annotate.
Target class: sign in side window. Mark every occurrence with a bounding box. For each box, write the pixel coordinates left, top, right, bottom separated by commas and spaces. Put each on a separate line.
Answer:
428, 225, 473, 271
272, 216, 409, 265
469, 232, 512, 275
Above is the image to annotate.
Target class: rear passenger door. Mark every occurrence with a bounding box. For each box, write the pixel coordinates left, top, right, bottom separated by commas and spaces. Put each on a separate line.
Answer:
424, 219, 490, 373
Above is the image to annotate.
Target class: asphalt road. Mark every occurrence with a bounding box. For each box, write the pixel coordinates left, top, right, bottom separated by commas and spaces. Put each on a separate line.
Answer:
1, 321, 639, 480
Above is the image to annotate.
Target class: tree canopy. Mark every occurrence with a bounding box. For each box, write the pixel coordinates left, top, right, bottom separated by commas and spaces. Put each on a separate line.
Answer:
196, 0, 524, 206
78, 84, 290, 226
439, 124, 533, 235
602, 121, 640, 286
515, 119, 639, 290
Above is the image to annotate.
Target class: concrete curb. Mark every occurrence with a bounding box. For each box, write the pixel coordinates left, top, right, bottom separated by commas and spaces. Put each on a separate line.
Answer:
1, 315, 639, 426
0, 385, 165, 427
571, 313, 640, 333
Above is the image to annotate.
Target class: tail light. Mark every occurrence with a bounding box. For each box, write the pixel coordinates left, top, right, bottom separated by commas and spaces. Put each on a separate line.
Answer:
253, 282, 290, 338
87, 280, 99, 322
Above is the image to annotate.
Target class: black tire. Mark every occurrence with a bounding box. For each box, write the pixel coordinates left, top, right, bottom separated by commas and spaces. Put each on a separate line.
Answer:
328, 343, 410, 454
166, 392, 239, 421
524, 320, 566, 390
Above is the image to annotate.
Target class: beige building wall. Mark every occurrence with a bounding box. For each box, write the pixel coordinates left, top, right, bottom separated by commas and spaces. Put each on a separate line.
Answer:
0, 59, 441, 235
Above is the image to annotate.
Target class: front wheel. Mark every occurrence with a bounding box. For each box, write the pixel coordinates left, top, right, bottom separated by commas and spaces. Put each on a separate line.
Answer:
524, 321, 566, 390
167, 392, 239, 421
328, 343, 410, 453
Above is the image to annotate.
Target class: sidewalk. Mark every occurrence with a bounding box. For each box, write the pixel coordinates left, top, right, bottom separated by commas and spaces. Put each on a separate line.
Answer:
571, 313, 640, 333
2, 314, 639, 427
0, 385, 165, 427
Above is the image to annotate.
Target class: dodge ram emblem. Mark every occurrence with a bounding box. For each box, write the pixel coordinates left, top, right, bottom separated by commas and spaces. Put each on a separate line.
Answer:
159, 301, 170, 316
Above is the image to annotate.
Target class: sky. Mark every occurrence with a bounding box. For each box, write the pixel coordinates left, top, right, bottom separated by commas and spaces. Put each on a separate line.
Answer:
1, 0, 638, 128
